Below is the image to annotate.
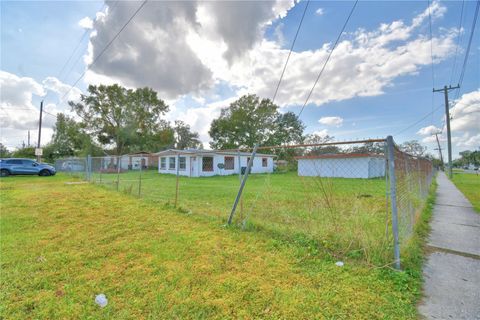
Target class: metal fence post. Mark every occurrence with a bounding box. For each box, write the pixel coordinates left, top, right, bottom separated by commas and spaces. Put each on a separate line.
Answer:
386, 136, 401, 270
174, 153, 180, 207
227, 144, 258, 225
138, 156, 142, 197
87, 155, 92, 182
99, 158, 102, 184
116, 156, 121, 191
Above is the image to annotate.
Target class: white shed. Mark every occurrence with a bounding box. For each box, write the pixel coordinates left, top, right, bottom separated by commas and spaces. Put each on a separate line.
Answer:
296, 153, 385, 179
155, 149, 275, 177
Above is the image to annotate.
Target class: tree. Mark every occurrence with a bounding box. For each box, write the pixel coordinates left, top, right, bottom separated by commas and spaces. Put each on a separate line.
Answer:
11, 146, 35, 158
304, 133, 339, 155
173, 120, 201, 149
399, 140, 427, 156
70, 84, 170, 155
348, 142, 385, 154
209, 94, 305, 149
0, 143, 10, 158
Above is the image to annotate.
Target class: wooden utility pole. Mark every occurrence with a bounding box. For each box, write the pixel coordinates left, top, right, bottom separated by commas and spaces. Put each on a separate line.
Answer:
434, 133, 444, 170
36, 101, 43, 162
433, 85, 460, 178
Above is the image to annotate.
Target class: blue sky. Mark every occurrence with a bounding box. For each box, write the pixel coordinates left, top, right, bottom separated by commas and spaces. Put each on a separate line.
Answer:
1, 1, 479, 158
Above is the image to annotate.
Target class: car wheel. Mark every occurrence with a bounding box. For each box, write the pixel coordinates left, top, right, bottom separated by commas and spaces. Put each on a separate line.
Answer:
39, 169, 51, 177
0, 169, 10, 177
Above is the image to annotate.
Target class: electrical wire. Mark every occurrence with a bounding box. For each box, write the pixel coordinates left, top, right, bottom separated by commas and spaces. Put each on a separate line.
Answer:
427, 0, 435, 122
297, 0, 359, 118
271, 0, 310, 104
60, 0, 148, 102
450, 0, 465, 84
393, 104, 443, 136
456, 0, 479, 93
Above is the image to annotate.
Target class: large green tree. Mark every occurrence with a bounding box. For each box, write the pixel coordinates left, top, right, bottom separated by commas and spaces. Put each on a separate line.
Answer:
173, 120, 202, 149
70, 84, 170, 155
209, 94, 304, 149
0, 143, 10, 158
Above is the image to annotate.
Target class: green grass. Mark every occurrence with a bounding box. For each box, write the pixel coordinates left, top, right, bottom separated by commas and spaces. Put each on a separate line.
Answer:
0, 174, 430, 319
451, 172, 480, 212
91, 170, 392, 263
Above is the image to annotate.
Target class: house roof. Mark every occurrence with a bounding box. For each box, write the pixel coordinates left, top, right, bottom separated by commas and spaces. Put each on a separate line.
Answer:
295, 153, 384, 160
154, 149, 276, 157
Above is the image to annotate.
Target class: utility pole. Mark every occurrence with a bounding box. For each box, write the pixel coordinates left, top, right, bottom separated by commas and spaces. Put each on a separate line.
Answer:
433, 85, 460, 178
37, 100, 43, 162
434, 133, 444, 170
27, 130, 30, 147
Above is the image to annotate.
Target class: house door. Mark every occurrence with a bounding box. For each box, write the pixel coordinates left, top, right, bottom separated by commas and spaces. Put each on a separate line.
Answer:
191, 157, 196, 177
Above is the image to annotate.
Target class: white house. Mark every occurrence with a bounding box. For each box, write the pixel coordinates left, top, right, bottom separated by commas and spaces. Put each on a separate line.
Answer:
101, 153, 154, 171
155, 149, 275, 177
296, 153, 385, 179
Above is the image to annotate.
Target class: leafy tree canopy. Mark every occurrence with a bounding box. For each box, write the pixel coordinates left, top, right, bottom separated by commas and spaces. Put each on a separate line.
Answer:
209, 94, 305, 150
69, 84, 170, 155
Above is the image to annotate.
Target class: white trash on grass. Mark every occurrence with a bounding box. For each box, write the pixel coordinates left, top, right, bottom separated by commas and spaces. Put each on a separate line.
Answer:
95, 294, 108, 308
335, 261, 344, 267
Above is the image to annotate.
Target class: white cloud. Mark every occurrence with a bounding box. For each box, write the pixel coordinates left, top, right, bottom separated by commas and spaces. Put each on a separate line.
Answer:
315, 8, 324, 16
450, 89, 480, 148
83, 0, 296, 99
188, 1, 456, 108
0, 71, 45, 132
312, 129, 329, 138
78, 16, 94, 29
417, 125, 441, 136
319, 116, 343, 127
0, 71, 79, 148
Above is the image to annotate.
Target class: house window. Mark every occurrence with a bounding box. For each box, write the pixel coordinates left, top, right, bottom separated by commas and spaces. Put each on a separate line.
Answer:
262, 158, 268, 167
202, 157, 213, 172
179, 157, 186, 171
169, 157, 176, 170
224, 156, 234, 170
160, 157, 166, 169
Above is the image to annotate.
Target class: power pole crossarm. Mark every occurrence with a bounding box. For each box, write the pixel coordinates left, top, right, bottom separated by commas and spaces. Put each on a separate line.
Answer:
433, 85, 460, 178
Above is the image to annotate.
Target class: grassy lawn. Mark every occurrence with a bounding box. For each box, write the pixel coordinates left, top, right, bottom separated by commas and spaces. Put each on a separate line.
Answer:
451, 172, 480, 213
0, 174, 430, 319
91, 170, 393, 263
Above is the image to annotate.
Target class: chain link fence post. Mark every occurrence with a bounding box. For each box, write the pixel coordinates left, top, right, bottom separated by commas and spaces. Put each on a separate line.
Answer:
174, 153, 179, 207
116, 156, 121, 191
138, 155, 142, 197
228, 144, 258, 225
386, 135, 401, 270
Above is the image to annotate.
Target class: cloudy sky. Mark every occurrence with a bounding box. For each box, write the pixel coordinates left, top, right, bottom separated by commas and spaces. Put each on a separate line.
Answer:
1, 0, 479, 158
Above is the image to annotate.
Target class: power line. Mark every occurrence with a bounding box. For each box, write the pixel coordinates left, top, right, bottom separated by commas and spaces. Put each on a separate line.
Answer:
271, 0, 310, 104
393, 104, 443, 136
297, 0, 359, 118
450, 0, 465, 84
456, 0, 479, 92
427, 0, 435, 122
60, 0, 148, 102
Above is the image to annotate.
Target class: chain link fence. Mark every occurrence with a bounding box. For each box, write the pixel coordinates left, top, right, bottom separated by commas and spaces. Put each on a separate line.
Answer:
54, 136, 435, 267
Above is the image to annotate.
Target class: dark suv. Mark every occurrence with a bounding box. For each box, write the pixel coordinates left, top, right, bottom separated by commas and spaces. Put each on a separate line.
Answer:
0, 158, 56, 177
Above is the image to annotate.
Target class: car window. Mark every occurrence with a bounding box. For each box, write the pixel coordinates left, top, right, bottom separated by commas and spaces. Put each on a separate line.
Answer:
6, 160, 23, 165
22, 160, 36, 166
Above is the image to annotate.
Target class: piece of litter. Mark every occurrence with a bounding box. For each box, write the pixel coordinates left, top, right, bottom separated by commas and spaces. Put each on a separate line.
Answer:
335, 261, 344, 267
95, 294, 108, 308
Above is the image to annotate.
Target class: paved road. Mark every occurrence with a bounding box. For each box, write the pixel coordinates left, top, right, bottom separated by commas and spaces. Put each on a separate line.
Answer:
418, 172, 480, 319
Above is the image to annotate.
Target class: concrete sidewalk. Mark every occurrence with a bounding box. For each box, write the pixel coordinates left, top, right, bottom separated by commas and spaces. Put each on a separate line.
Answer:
418, 172, 480, 319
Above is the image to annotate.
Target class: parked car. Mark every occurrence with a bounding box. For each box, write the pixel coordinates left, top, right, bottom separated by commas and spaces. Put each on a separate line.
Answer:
0, 158, 56, 177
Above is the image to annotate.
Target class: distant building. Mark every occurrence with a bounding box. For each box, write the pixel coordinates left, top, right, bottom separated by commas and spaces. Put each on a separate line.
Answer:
155, 149, 275, 177
296, 153, 385, 179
